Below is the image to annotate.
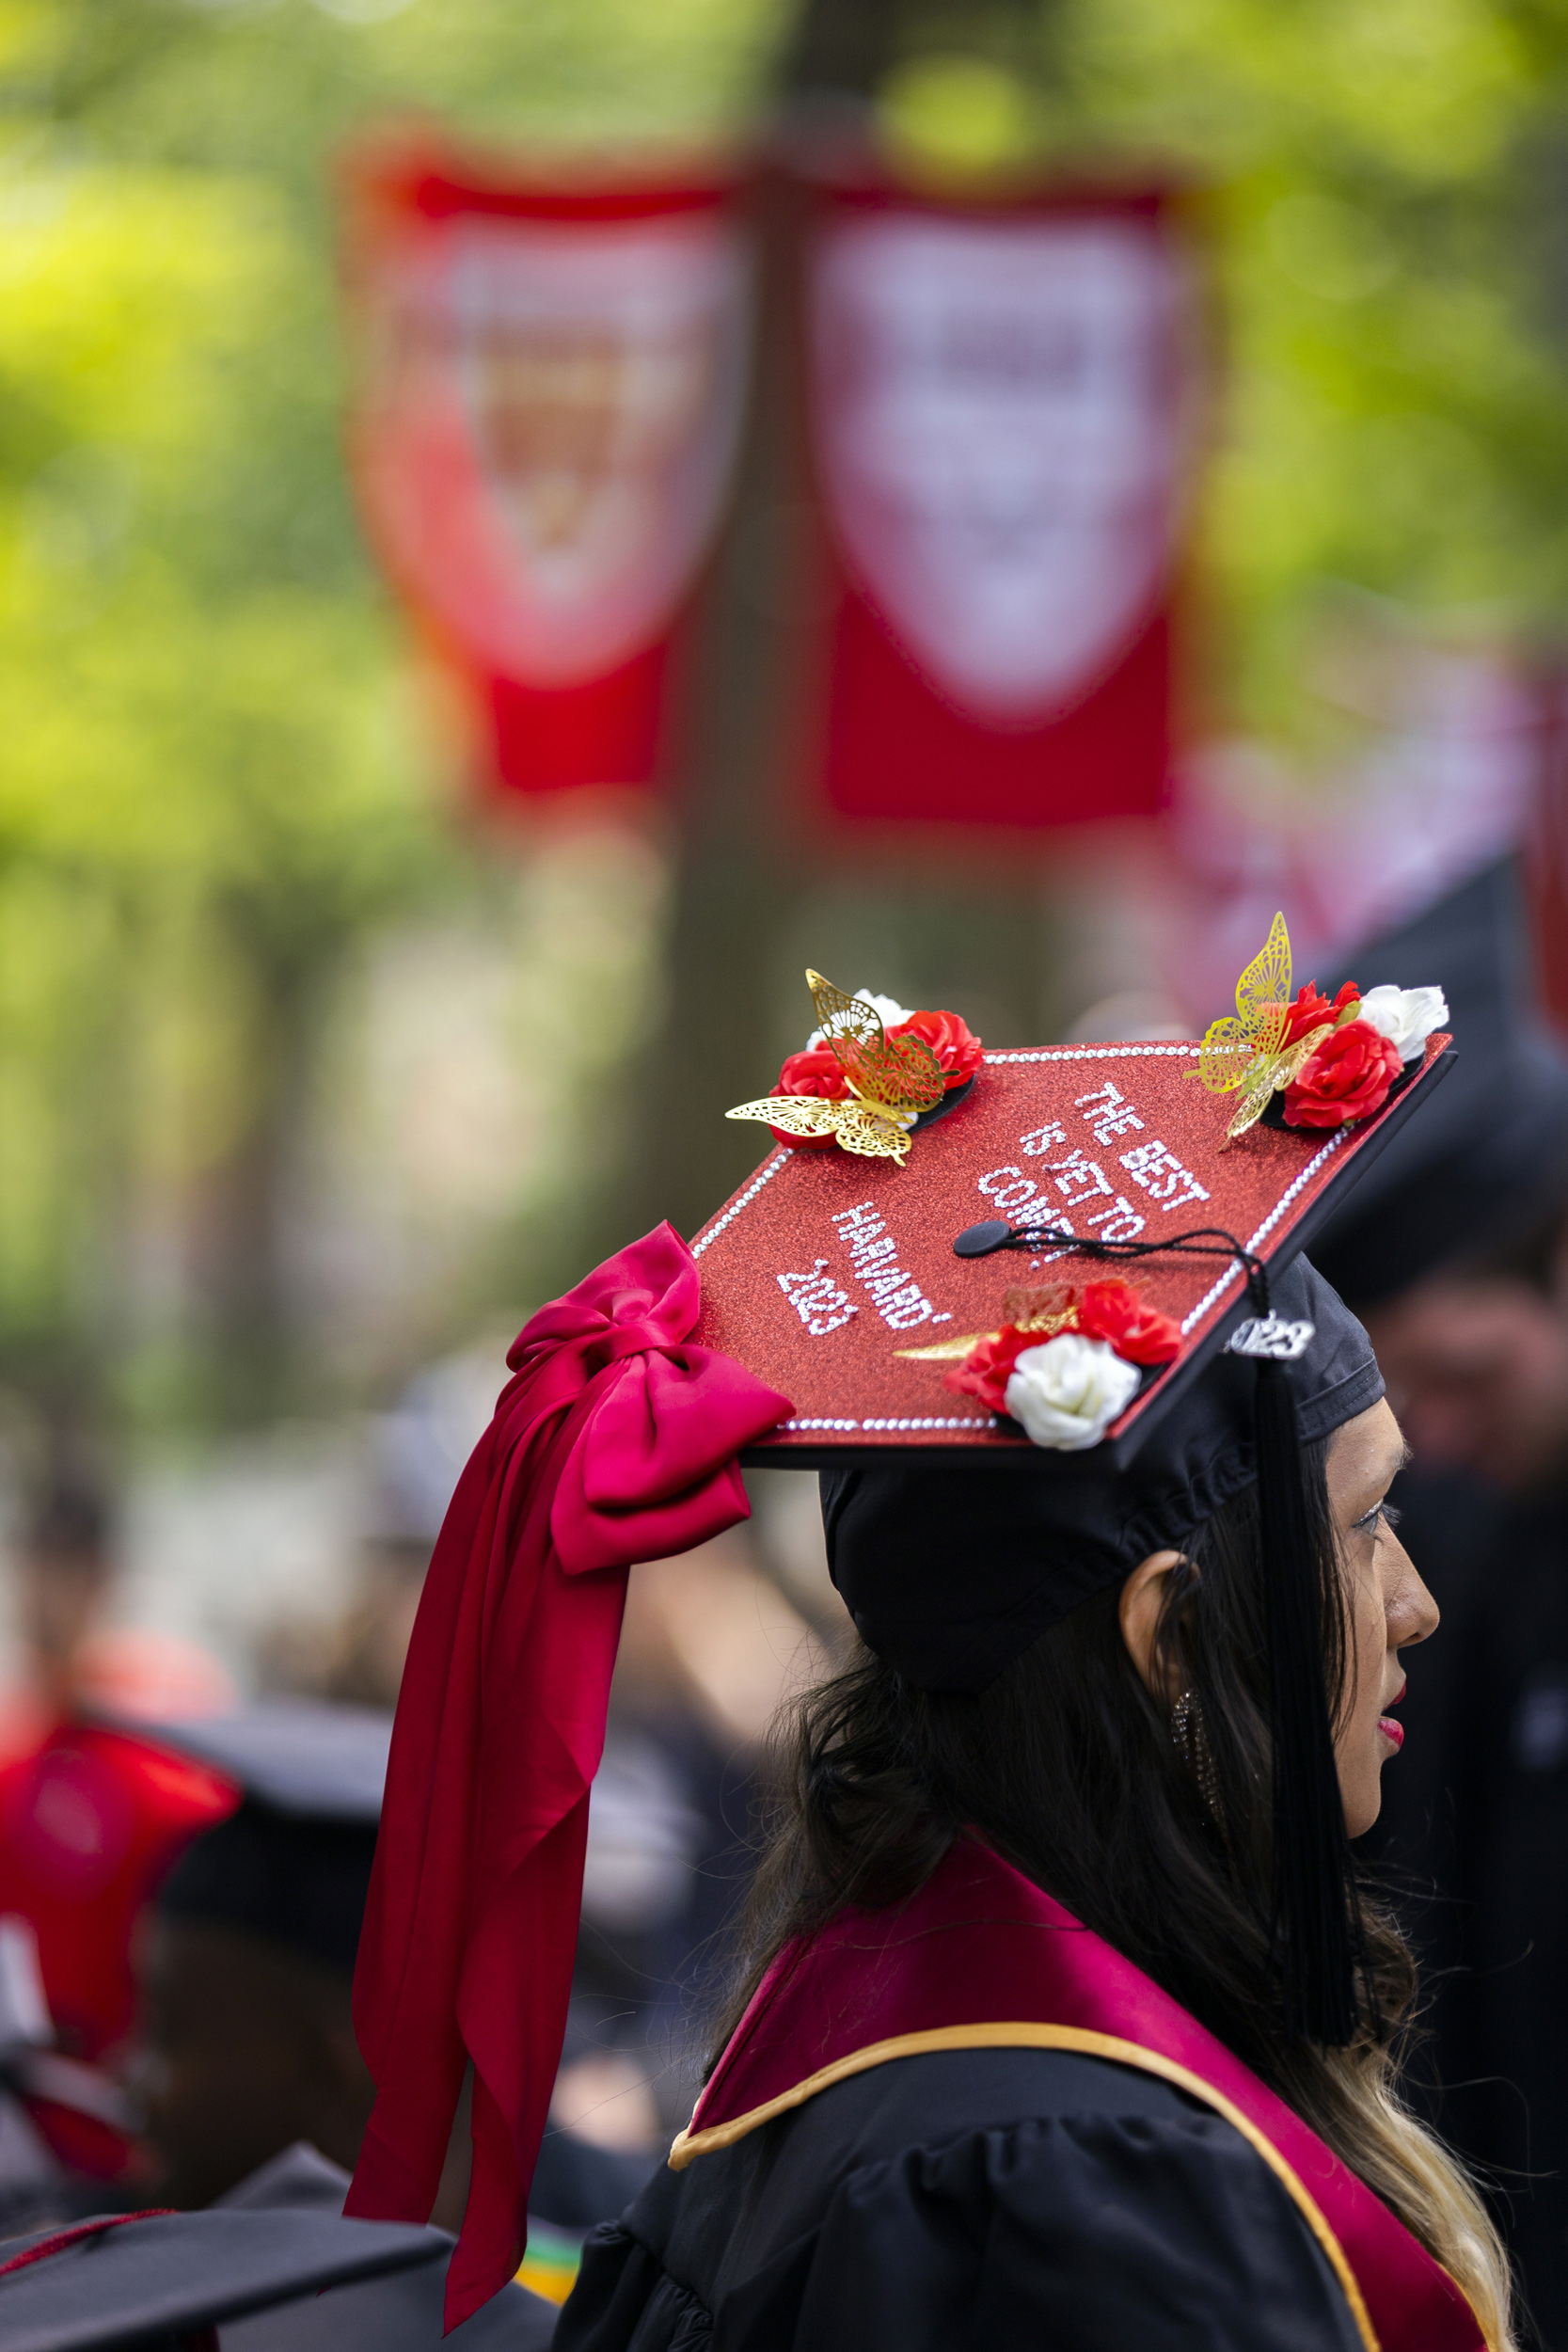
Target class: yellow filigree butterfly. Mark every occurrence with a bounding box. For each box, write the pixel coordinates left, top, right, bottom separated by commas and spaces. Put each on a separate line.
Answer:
726, 971, 945, 1165
1195, 913, 1344, 1143
895, 1294, 1079, 1361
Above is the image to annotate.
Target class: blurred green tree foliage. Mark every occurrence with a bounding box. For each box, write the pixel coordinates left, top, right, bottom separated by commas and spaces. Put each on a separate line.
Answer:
1, 0, 1566, 1423
0, 0, 786, 1424
1059, 0, 1568, 735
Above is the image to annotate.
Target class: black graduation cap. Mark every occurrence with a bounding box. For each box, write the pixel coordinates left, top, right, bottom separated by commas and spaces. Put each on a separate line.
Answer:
150, 1704, 392, 1978
0, 2205, 440, 2352
1313, 856, 1568, 1302
695, 937, 1459, 2046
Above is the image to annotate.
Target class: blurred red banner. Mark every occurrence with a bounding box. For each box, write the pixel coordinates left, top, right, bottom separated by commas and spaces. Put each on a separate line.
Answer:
797, 175, 1201, 840
342, 145, 752, 798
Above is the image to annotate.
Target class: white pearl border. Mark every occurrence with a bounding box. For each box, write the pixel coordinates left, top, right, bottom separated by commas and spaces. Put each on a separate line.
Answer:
690, 1148, 792, 1259
783, 1415, 997, 1433
984, 1045, 1201, 1063
1179, 1133, 1346, 1333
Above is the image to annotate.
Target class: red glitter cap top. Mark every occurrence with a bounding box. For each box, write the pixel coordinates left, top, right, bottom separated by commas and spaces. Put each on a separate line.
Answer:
691, 1033, 1453, 1467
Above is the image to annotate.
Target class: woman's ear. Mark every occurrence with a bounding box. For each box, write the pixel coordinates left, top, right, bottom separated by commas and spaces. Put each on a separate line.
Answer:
1118, 1550, 1189, 1703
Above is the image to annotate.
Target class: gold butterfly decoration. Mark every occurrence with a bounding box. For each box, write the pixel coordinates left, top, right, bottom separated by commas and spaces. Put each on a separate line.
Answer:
1194, 912, 1340, 1143
895, 1290, 1079, 1361
726, 970, 945, 1165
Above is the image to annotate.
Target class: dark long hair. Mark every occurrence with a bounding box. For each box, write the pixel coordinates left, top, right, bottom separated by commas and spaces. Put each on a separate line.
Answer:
716, 1450, 1513, 2343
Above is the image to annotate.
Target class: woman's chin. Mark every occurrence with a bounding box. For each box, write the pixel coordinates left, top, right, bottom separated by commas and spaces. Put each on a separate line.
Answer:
1342, 1767, 1385, 1840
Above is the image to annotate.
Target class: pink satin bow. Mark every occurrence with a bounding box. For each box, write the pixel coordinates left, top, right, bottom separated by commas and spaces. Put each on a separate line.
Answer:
344, 1224, 791, 2327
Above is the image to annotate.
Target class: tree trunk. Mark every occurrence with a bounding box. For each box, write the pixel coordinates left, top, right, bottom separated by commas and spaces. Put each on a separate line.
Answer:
614, 0, 1057, 1251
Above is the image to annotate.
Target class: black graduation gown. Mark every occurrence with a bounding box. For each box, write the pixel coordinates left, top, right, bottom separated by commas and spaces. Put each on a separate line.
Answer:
1370, 1467, 1568, 2348
556, 2045, 1367, 2351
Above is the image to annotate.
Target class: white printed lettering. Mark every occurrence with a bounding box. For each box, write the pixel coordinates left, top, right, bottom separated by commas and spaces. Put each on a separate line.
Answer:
1091, 1106, 1146, 1145
1020, 1121, 1068, 1156
1046, 1149, 1114, 1210
777, 1263, 858, 1337
1074, 1079, 1145, 1147
886, 1297, 941, 1328
1119, 1139, 1211, 1212
832, 1200, 882, 1233
1084, 1194, 1147, 1242
831, 1212, 951, 1330
978, 1165, 1041, 1212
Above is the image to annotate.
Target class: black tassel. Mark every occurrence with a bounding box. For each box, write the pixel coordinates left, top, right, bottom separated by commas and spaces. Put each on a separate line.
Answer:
949, 1208, 1365, 2042
1253, 1357, 1358, 2044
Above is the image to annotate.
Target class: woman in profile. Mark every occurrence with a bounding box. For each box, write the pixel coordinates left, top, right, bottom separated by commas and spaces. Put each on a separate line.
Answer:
557, 1257, 1515, 2352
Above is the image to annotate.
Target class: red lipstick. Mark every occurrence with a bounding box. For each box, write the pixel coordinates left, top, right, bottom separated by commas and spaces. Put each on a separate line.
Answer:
1379, 1678, 1406, 1750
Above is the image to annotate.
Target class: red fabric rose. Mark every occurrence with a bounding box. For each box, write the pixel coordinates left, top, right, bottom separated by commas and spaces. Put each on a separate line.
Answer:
1283, 1018, 1402, 1130
1074, 1279, 1181, 1366
944, 1281, 1180, 1408
886, 1008, 984, 1089
943, 1327, 1029, 1412
775, 1046, 850, 1101
1279, 980, 1359, 1048
768, 1046, 849, 1151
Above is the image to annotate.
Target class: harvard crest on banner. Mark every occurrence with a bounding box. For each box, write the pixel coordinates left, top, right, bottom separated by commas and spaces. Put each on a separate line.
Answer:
800, 177, 1201, 838
342, 146, 752, 798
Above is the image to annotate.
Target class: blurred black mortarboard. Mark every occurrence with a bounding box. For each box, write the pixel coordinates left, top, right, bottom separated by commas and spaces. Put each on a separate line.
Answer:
150, 1703, 391, 1979
1311, 856, 1568, 1304
0, 2205, 439, 2352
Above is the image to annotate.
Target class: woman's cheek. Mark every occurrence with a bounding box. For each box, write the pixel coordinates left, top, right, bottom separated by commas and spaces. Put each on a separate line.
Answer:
1335, 1547, 1389, 1835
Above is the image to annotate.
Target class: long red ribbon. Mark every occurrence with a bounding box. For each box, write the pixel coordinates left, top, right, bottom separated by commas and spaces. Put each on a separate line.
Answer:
345, 1223, 790, 2327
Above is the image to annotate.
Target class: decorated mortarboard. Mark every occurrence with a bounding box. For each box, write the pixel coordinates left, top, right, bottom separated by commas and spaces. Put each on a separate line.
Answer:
700, 935, 1452, 1465
0, 2205, 440, 2352
151, 1704, 392, 1978
709, 931, 1451, 2054
343, 916, 1457, 2327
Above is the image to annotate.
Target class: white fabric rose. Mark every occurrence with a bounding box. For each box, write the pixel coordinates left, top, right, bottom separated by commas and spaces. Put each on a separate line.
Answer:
808, 988, 913, 1048
1355, 983, 1449, 1063
1004, 1333, 1141, 1452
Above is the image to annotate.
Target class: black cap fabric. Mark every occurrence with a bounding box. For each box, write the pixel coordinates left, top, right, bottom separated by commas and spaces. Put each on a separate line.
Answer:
150, 1704, 391, 1976
1312, 857, 1568, 1303
0, 2206, 440, 2352
157, 1806, 378, 1978
822, 1255, 1381, 1693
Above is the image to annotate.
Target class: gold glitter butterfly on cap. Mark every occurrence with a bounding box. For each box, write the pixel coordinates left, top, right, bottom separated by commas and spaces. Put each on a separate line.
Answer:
1195, 913, 1355, 1144
726, 971, 946, 1165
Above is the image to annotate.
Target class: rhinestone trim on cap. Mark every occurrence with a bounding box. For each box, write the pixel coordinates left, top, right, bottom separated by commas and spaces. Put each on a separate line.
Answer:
691, 1150, 792, 1258
1180, 1134, 1346, 1334
984, 1046, 1201, 1064
781, 1415, 996, 1434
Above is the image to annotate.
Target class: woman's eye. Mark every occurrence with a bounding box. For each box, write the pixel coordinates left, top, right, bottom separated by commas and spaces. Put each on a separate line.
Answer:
1354, 1501, 1400, 1536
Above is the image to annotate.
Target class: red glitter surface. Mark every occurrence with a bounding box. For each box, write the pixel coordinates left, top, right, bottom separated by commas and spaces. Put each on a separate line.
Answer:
691, 1037, 1452, 1460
